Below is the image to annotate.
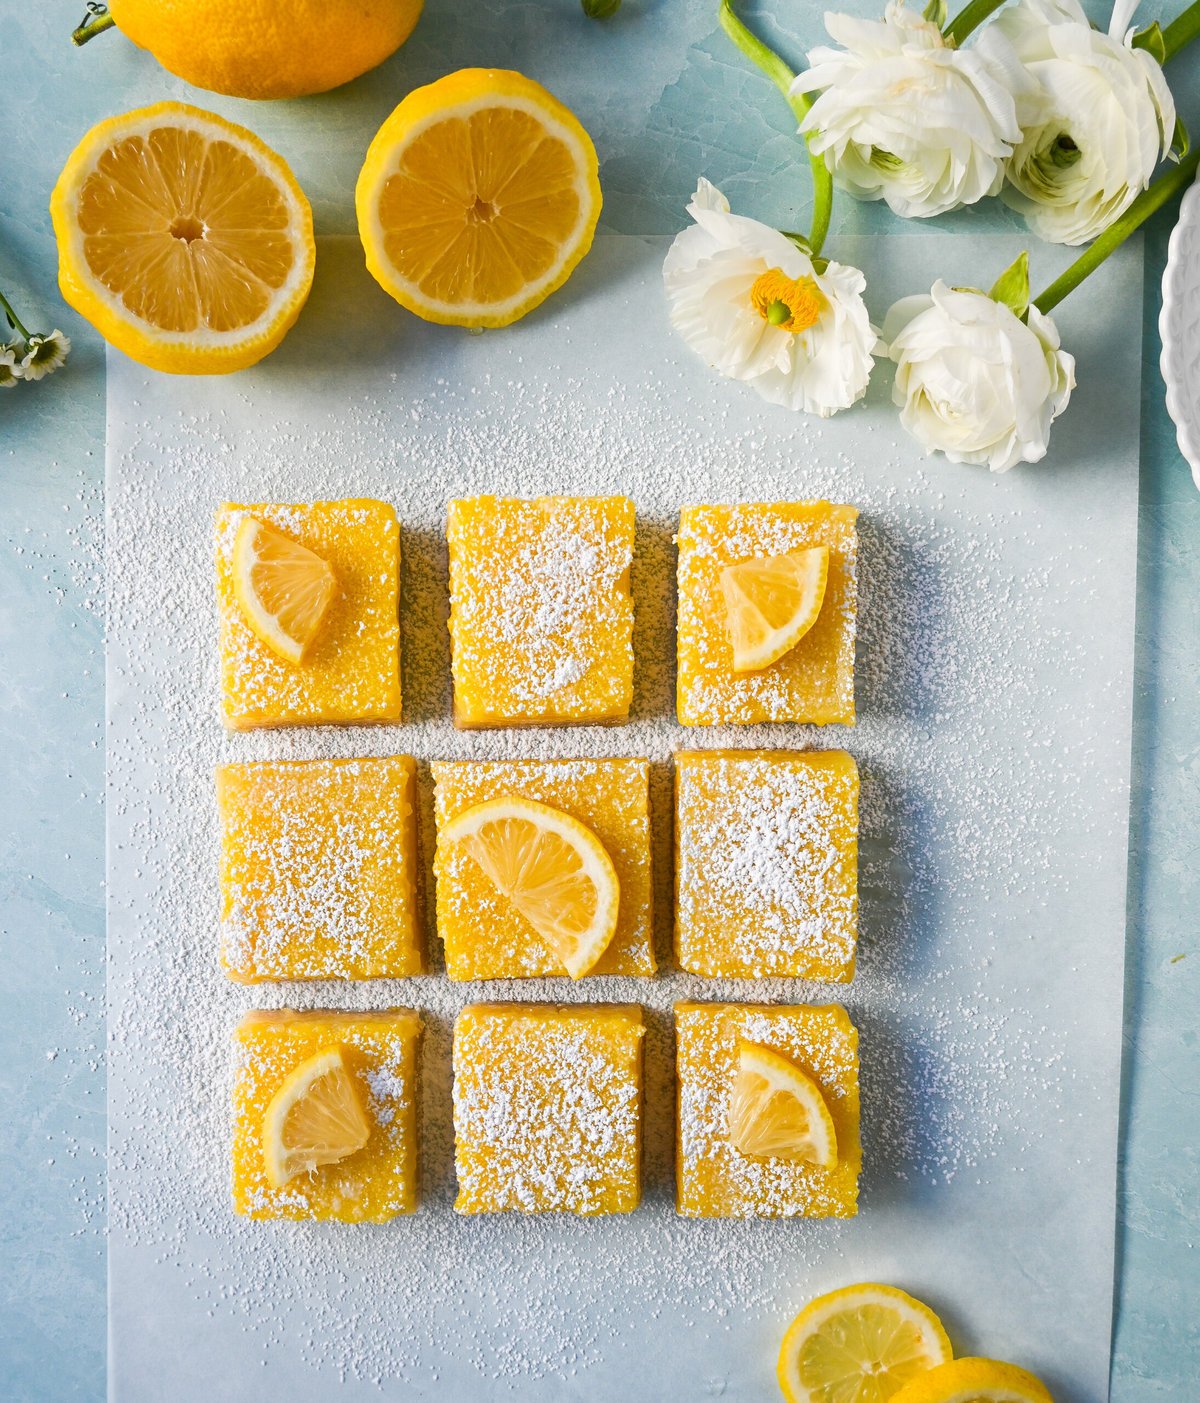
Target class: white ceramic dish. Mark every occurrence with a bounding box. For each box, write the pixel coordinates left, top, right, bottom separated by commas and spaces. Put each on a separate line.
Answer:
1159, 171, 1200, 491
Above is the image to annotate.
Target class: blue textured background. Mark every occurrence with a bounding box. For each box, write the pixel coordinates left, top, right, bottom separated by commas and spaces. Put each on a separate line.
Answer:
0, 1, 1195, 1397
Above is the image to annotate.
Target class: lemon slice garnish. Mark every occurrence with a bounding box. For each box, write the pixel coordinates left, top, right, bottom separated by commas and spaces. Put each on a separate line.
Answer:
778, 1282, 953, 1403
50, 102, 315, 375
262, 1046, 372, 1189
719, 546, 829, 673
231, 516, 337, 665
890, 1357, 1054, 1403
441, 796, 620, 978
728, 1040, 838, 1166
356, 68, 602, 329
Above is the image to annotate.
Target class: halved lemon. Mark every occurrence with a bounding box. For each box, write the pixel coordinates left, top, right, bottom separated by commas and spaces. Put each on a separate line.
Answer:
231, 517, 337, 664
441, 796, 619, 977
50, 102, 315, 374
355, 68, 602, 328
728, 1040, 838, 1166
262, 1046, 372, 1188
720, 546, 830, 673
890, 1358, 1054, 1403
778, 1283, 954, 1403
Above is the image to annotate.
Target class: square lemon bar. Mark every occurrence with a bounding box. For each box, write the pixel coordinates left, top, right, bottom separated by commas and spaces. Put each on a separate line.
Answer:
431, 757, 655, 980
675, 1001, 861, 1218
217, 756, 421, 982
446, 495, 635, 727
215, 499, 401, 730
453, 1003, 644, 1214
232, 1008, 421, 1222
675, 749, 859, 980
676, 501, 858, 726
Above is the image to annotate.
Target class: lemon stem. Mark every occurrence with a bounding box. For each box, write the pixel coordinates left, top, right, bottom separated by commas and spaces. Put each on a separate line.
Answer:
717, 0, 833, 258
943, 0, 1007, 45
0, 287, 30, 344
1163, 0, 1200, 59
1033, 144, 1200, 314
72, 4, 115, 46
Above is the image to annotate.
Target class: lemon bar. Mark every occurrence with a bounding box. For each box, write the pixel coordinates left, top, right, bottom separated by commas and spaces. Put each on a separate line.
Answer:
447, 495, 635, 727
215, 499, 401, 729
675, 749, 858, 980
232, 1008, 421, 1222
675, 1001, 861, 1218
453, 1003, 644, 1214
676, 501, 857, 726
431, 757, 655, 979
217, 756, 421, 981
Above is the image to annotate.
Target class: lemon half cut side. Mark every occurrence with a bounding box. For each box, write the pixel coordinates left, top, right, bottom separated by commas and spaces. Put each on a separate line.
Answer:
356, 69, 602, 329
51, 102, 315, 375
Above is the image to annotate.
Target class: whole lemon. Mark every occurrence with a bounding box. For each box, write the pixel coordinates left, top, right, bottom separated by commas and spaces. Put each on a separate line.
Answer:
104, 0, 424, 99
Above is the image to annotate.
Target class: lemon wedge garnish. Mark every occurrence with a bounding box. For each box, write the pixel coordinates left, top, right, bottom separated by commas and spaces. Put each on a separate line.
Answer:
262, 1046, 372, 1189
356, 68, 602, 329
50, 102, 315, 375
442, 796, 620, 978
778, 1282, 953, 1403
231, 516, 337, 665
727, 1040, 838, 1166
890, 1358, 1055, 1403
719, 546, 829, 673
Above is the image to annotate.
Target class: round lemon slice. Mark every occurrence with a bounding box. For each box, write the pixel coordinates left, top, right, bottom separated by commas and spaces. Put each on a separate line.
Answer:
356, 68, 602, 328
441, 796, 619, 978
50, 102, 315, 375
728, 1040, 838, 1166
231, 516, 337, 664
262, 1046, 372, 1188
720, 546, 830, 673
890, 1358, 1054, 1403
778, 1282, 954, 1403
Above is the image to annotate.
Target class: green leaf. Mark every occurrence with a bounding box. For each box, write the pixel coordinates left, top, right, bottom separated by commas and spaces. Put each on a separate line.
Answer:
1131, 21, 1167, 63
581, 0, 621, 17
1171, 115, 1190, 163
988, 251, 1030, 320
923, 0, 948, 27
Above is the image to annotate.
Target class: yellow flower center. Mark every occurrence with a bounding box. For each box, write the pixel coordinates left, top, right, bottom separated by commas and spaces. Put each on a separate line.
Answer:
750, 268, 825, 333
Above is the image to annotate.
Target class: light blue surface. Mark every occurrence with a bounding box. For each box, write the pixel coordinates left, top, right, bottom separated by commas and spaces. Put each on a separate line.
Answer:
0, 1, 1195, 1399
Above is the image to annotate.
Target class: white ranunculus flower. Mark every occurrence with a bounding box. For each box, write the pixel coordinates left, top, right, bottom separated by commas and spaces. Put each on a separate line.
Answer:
791, 1, 1039, 220
884, 281, 1075, 472
0, 344, 20, 389
996, 0, 1175, 245
663, 178, 878, 417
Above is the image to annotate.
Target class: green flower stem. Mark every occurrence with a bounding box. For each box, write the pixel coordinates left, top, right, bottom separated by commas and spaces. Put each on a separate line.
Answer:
943, 0, 1008, 45
718, 0, 834, 257
0, 287, 30, 343
1033, 145, 1200, 314
72, 5, 115, 46
1163, 0, 1200, 60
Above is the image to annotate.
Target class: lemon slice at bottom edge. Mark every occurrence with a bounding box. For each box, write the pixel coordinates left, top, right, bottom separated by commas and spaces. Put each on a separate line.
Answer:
778, 1282, 953, 1403
889, 1357, 1055, 1403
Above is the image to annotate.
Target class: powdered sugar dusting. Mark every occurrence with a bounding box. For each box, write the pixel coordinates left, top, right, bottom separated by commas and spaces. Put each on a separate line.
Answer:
104, 236, 1136, 1397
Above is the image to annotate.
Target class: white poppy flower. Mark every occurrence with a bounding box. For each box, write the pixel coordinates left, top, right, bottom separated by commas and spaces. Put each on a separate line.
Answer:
791, 1, 1038, 220
18, 330, 71, 382
884, 280, 1075, 472
996, 0, 1175, 245
663, 179, 878, 417
0, 344, 20, 389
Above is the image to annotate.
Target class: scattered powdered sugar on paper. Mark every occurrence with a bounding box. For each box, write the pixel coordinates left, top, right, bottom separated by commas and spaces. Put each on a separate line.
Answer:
104, 241, 1132, 1394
